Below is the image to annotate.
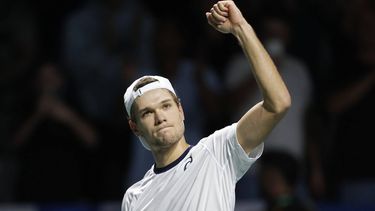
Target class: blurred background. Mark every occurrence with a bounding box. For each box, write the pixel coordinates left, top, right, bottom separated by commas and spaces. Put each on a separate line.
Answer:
0, 0, 374, 210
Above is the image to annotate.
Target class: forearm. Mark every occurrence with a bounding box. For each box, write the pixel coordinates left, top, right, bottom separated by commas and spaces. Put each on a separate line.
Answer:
49, 100, 98, 147
14, 113, 42, 145
328, 71, 374, 113
233, 23, 291, 113
59, 109, 98, 146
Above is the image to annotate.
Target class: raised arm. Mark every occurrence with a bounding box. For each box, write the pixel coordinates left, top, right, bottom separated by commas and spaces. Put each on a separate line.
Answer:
206, 1, 291, 154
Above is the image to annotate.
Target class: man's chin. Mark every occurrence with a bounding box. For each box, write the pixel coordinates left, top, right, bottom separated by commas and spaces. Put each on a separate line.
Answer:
155, 137, 180, 147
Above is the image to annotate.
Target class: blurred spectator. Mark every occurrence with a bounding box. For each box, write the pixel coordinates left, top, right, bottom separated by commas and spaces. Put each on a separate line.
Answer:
13, 63, 98, 202
260, 16, 313, 160
0, 0, 40, 202
225, 16, 312, 199
259, 151, 314, 211
62, 0, 140, 122
308, 0, 375, 203
62, 0, 151, 199
310, 0, 375, 202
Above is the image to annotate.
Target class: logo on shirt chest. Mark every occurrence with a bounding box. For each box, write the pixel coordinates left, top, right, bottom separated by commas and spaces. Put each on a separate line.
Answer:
183, 155, 193, 171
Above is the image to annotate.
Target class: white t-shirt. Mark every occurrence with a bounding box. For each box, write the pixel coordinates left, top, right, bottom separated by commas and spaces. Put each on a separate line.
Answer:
121, 123, 264, 211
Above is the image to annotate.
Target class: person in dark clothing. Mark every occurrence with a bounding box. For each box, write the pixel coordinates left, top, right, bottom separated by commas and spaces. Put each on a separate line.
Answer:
259, 150, 314, 211
13, 63, 98, 202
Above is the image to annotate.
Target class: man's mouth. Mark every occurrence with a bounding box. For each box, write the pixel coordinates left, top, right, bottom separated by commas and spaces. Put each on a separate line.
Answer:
157, 125, 172, 132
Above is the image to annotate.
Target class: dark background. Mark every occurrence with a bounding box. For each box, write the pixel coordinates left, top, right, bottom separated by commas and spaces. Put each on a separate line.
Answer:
0, 0, 374, 210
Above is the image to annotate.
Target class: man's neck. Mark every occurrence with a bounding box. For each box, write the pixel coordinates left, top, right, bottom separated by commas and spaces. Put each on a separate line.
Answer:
152, 139, 190, 168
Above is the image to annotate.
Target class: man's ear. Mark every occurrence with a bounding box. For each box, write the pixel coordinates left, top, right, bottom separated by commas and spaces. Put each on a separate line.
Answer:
128, 119, 140, 136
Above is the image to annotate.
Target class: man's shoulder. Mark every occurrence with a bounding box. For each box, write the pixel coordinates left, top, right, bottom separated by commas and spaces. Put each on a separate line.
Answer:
125, 169, 154, 196
199, 123, 238, 143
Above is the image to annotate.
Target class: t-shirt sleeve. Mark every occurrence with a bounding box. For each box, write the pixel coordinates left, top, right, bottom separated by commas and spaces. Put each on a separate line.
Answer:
199, 122, 264, 182
121, 191, 131, 211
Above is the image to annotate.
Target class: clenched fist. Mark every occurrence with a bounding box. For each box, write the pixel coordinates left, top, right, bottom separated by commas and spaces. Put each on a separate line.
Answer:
206, 1, 247, 34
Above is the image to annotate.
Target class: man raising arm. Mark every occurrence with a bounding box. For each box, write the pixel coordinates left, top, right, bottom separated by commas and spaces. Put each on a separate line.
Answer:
121, 1, 291, 210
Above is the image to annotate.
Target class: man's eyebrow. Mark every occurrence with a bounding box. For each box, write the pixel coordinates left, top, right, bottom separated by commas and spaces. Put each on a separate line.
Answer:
138, 99, 173, 114
138, 107, 151, 114
160, 99, 173, 104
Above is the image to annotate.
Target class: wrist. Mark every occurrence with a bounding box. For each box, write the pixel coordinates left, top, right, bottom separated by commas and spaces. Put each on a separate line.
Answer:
232, 22, 256, 46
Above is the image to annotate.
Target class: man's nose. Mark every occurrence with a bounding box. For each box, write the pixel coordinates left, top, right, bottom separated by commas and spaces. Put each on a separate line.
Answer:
154, 109, 166, 125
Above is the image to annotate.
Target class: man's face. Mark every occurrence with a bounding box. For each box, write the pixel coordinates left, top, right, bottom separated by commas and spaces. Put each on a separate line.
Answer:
130, 89, 185, 150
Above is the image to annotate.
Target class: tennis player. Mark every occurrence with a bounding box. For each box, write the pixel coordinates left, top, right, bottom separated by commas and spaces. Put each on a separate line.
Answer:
122, 1, 291, 210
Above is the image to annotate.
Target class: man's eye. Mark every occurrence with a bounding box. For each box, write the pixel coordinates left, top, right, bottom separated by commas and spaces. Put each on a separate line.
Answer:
162, 104, 171, 109
142, 111, 152, 118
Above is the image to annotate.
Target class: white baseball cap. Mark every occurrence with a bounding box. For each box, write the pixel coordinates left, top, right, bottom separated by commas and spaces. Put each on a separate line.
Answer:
124, 75, 177, 117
